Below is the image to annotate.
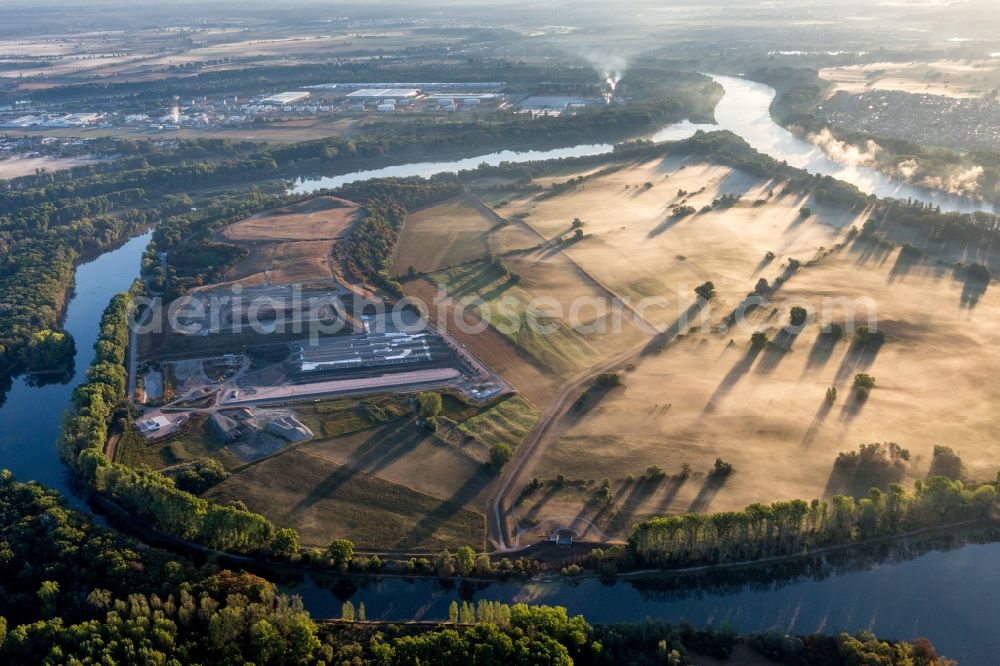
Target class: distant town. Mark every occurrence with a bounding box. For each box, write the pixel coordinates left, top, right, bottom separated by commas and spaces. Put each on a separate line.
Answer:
0, 81, 605, 134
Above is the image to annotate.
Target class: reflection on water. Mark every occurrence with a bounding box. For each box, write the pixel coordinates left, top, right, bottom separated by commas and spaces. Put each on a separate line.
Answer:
291, 143, 616, 194
290, 529, 1000, 664
0, 231, 151, 500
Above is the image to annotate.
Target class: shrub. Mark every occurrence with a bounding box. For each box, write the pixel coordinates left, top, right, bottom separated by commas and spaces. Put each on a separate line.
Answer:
789, 306, 807, 327
750, 331, 769, 350
416, 392, 443, 418
694, 281, 716, 301
854, 373, 876, 389
490, 442, 514, 468
854, 326, 885, 348
711, 459, 733, 477
595, 373, 622, 387
644, 465, 667, 481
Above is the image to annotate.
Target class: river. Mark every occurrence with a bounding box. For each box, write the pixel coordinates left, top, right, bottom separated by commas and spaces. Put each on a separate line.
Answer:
290, 533, 1000, 665
0, 231, 152, 503
1, 77, 997, 663
295, 74, 997, 217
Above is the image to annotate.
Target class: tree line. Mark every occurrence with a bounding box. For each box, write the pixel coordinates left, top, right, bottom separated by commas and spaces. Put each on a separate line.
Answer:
629, 475, 997, 568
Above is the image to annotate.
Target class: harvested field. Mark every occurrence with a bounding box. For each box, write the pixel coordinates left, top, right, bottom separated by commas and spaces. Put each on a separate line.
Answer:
205, 447, 485, 551
220, 196, 359, 243
223, 239, 334, 286
0, 154, 103, 179
392, 195, 499, 274
302, 419, 495, 510
214, 196, 360, 287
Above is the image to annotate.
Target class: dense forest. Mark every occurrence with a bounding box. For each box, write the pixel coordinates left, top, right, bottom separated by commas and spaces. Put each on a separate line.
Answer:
0, 472, 950, 664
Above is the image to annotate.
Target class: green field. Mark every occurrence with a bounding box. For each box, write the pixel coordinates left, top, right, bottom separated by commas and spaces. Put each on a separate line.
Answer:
458, 394, 539, 451
429, 260, 601, 376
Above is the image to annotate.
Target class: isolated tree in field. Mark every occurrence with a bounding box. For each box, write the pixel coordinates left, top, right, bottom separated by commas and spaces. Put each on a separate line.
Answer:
490, 442, 513, 468
854, 373, 876, 389
417, 392, 442, 419
326, 538, 354, 568
571, 217, 583, 229
712, 458, 734, 477
826, 387, 837, 403
789, 306, 807, 328
573, 228, 584, 239
854, 373, 876, 401
694, 281, 716, 302
750, 331, 769, 350
854, 326, 885, 348
754, 278, 769, 295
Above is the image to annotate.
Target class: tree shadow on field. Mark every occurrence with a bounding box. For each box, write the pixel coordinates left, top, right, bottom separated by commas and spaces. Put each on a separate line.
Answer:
752, 253, 776, 277
520, 483, 562, 525
838, 390, 870, 423
848, 234, 894, 268
688, 474, 729, 513
400, 473, 485, 549
754, 327, 801, 376
450, 265, 504, 299
703, 346, 763, 413
606, 479, 660, 535
292, 420, 422, 513
564, 384, 619, 427
801, 397, 834, 449
647, 212, 688, 238
803, 330, 841, 373
832, 341, 880, 387
959, 271, 989, 310
887, 249, 922, 284
654, 475, 688, 515
479, 276, 518, 302
643, 302, 705, 355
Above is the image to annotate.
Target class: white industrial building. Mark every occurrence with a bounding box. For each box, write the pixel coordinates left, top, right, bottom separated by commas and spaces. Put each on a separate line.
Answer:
260, 91, 311, 105
346, 88, 419, 102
